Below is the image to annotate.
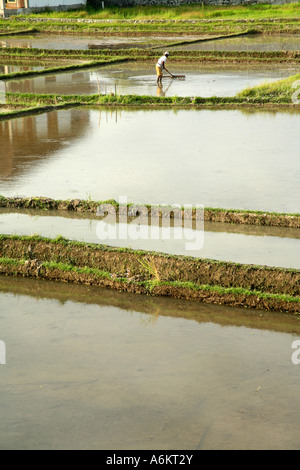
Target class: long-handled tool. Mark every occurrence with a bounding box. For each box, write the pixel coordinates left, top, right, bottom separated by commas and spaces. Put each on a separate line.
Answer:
164, 67, 185, 79
163, 74, 186, 79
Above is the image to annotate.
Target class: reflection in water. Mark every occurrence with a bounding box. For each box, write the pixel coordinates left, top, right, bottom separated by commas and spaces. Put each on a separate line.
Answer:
1, 276, 300, 450
0, 108, 89, 179
156, 84, 165, 97
0, 61, 75, 75
0, 107, 300, 213
0, 64, 42, 74
156, 79, 174, 97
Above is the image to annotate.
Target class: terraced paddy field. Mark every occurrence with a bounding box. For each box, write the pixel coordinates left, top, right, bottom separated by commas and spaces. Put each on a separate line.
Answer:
0, 15, 299, 450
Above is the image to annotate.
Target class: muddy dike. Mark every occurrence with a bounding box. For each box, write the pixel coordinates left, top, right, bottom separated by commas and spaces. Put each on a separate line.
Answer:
0, 196, 299, 228
0, 235, 299, 314
1, 48, 300, 64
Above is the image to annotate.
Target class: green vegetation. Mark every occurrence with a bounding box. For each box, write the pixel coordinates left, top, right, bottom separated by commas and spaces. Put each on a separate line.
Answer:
0, 255, 299, 306
14, 3, 300, 20
1, 4, 300, 35
0, 195, 299, 220
0, 58, 128, 81
0, 27, 38, 36
0, 232, 297, 274
237, 72, 300, 103
158, 280, 300, 304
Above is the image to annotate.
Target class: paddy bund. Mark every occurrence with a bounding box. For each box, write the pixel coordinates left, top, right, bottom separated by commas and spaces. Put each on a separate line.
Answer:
0, 235, 299, 313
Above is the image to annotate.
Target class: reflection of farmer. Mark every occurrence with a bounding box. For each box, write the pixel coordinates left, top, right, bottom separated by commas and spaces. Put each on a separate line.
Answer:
156, 52, 171, 85
156, 85, 165, 97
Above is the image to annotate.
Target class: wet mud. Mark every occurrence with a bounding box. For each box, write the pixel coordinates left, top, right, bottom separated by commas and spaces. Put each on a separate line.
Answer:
0, 197, 299, 228
0, 235, 299, 313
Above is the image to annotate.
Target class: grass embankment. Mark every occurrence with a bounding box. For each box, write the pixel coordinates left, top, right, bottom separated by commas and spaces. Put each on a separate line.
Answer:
1, 47, 300, 65
19, 4, 300, 20
0, 20, 298, 35
0, 196, 299, 228
1, 4, 300, 35
0, 27, 38, 36
0, 234, 299, 313
0, 57, 129, 81
238, 73, 300, 103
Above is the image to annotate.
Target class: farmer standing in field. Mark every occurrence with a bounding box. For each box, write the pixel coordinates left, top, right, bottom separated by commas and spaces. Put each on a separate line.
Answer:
156, 52, 172, 85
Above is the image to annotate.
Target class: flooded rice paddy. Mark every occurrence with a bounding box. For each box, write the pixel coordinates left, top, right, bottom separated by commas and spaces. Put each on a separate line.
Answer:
0, 60, 79, 75
0, 209, 299, 269
0, 62, 46, 74
0, 33, 175, 50
1, 30, 300, 449
0, 107, 299, 213
5, 62, 297, 98
172, 33, 300, 52
1, 275, 300, 450
1, 33, 300, 52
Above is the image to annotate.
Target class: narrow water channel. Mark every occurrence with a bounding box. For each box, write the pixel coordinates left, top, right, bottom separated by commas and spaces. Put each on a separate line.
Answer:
1, 276, 300, 450
0, 209, 299, 268
0, 107, 299, 213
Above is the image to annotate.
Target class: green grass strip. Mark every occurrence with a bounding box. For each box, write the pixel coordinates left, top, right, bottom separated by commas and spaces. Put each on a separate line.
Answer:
14, 4, 300, 21
0, 256, 298, 304
237, 72, 300, 103
1, 47, 300, 62
147, 280, 300, 304
0, 233, 298, 274
0, 195, 299, 219
0, 58, 130, 81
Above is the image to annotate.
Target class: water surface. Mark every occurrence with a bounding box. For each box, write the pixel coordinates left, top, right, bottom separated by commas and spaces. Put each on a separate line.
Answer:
0, 60, 79, 75
172, 34, 300, 52
1, 33, 299, 53
0, 33, 169, 50
1, 276, 300, 450
0, 107, 299, 213
5, 62, 297, 98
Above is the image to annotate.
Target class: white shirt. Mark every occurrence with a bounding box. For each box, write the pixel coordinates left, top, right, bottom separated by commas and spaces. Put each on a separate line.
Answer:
156, 55, 167, 68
